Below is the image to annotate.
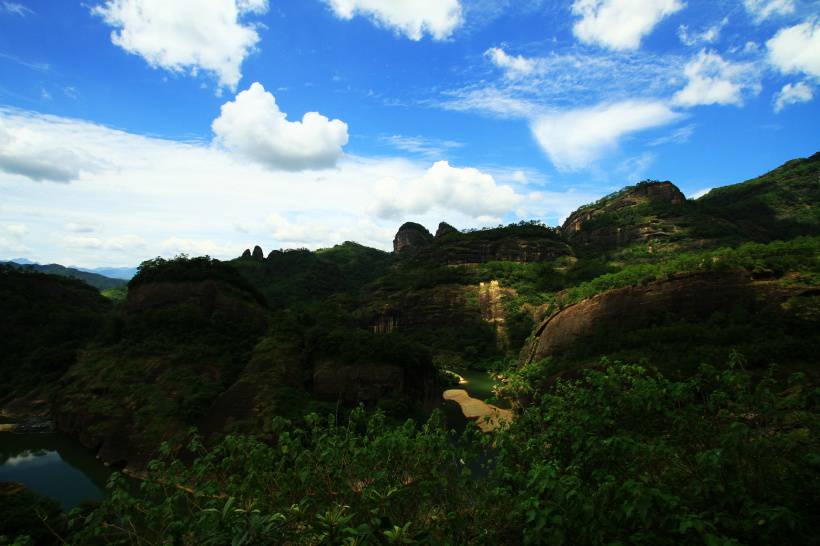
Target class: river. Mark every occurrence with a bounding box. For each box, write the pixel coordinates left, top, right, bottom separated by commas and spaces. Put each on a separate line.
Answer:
0, 431, 112, 510
440, 369, 512, 431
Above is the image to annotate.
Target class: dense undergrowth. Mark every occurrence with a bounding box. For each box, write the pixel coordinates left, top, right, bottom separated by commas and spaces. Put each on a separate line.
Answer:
7, 360, 816, 545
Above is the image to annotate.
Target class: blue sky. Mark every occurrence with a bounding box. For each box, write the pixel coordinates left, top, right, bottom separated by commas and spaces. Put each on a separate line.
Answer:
0, 0, 818, 266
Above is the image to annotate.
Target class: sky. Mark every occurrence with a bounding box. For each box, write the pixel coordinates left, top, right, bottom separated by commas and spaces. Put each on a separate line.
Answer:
0, 0, 818, 267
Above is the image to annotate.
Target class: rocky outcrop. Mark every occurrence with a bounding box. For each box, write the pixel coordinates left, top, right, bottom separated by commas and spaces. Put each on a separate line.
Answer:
562, 181, 687, 251
523, 270, 819, 368
393, 222, 434, 254
435, 222, 459, 238
252, 245, 264, 260
241, 249, 252, 259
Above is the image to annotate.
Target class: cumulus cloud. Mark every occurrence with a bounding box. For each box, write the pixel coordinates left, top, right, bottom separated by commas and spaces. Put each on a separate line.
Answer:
0, 117, 99, 182
92, 0, 268, 89
672, 50, 760, 107
1, 108, 585, 266
324, 0, 462, 40
743, 0, 795, 22
530, 101, 681, 171
767, 20, 820, 79
371, 161, 522, 221
774, 81, 814, 111
571, 0, 685, 50
485, 47, 538, 78
212, 82, 349, 171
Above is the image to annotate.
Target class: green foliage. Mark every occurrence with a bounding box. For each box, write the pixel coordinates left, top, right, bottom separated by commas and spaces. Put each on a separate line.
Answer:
559, 236, 820, 308
0, 483, 63, 545
131, 255, 265, 305
0, 266, 110, 400
62, 362, 818, 545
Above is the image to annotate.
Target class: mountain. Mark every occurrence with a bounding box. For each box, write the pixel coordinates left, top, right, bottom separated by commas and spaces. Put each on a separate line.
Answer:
0, 154, 818, 544
75, 266, 138, 280
1, 262, 128, 290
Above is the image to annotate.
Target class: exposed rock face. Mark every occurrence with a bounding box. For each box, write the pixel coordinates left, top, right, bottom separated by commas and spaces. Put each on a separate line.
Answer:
561, 181, 687, 251
523, 270, 817, 367
393, 222, 434, 253
435, 222, 459, 238
478, 280, 511, 349
241, 249, 252, 259
252, 245, 264, 260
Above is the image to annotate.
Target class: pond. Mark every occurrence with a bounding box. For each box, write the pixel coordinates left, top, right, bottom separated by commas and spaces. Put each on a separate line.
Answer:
0, 432, 113, 510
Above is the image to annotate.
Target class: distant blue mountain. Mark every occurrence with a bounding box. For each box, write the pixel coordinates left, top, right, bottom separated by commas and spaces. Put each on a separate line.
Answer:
75, 266, 138, 280
1, 260, 128, 290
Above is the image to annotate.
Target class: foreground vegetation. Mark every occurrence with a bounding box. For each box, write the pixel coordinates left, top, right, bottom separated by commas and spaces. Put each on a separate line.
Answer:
5, 360, 816, 545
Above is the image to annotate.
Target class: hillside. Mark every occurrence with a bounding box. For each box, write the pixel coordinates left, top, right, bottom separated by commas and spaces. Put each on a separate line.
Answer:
1, 261, 128, 290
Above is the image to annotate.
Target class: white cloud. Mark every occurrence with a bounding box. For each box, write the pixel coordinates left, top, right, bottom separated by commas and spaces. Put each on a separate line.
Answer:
571, 0, 685, 50
678, 17, 728, 46
0, 236, 28, 255
212, 82, 349, 171
485, 47, 538, 78
530, 101, 681, 171
324, 0, 462, 40
440, 48, 685, 118
1, 108, 578, 267
767, 20, 820, 79
743, 0, 795, 22
381, 134, 463, 159
160, 237, 234, 257
0, 117, 101, 182
5, 223, 27, 236
649, 124, 695, 145
371, 161, 523, 221
2, 2, 33, 16
63, 235, 146, 252
774, 81, 814, 111
672, 50, 760, 107
66, 220, 100, 234
692, 187, 713, 199
92, 0, 268, 89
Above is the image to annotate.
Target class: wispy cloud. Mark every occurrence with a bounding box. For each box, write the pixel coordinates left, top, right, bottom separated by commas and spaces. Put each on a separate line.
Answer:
1, 2, 34, 16
0, 52, 50, 73
381, 134, 464, 159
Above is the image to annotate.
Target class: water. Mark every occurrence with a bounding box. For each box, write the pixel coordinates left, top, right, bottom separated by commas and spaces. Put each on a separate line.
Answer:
0, 432, 113, 510
440, 368, 508, 430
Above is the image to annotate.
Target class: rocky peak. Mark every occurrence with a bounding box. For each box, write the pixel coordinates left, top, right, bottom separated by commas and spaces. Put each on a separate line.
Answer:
252, 245, 264, 260
562, 180, 686, 237
241, 249, 252, 259
435, 222, 459, 238
393, 222, 433, 254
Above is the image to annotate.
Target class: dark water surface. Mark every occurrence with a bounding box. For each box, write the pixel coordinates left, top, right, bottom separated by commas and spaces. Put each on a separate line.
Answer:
0, 432, 112, 509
